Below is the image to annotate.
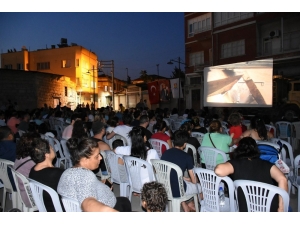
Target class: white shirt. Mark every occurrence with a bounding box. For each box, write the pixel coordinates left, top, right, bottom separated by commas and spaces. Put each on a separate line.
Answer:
112, 125, 132, 146
115, 146, 131, 155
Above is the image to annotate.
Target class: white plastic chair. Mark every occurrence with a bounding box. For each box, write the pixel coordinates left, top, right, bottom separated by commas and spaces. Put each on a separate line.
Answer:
184, 143, 200, 168
148, 138, 170, 157
265, 124, 276, 138
114, 134, 128, 146
8, 165, 38, 212
233, 180, 289, 212
60, 194, 82, 212
104, 150, 130, 198
276, 121, 292, 145
287, 154, 300, 211
95, 150, 111, 181
123, 156, 155, 202
292, 121, 300, 151
173, 121, 182, 132
28, 178, 63, 212
52, 137, 66, 168
199, 117, 205, 127
150, 159, 199, 212
198, 146, 228, 171
169, 115, 178, 121
60, 139, 73, 169
194, 168, 236, 212
0, 159, 18, 211
54, 124, 64, 141
191, 132, 205, 145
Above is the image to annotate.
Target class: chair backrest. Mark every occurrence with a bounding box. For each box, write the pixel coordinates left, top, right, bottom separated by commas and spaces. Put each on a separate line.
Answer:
60, 139, 73, 169
292, 154, 300, 182
104, 150, 128, 184
265, 124, 276, 137
8, 165, 37, 210
54, 124, 64, 141
0, 159, 15, 192
194, 168, 236, 212
184, 143, 199, 167
276, 121, 292, 139
114, 134, 128, 146
28, 178, 63, 212
148, 138, 170, 157
60, 194, 82, 212
52, 137, 65, 159
173, 121, 182, 131
292, 121, 300, 139
233, 180, 289, 212
151, 159, 185, 199
198, 146, 227, 170
191, 132, 205, 144
123, 156, 155, 193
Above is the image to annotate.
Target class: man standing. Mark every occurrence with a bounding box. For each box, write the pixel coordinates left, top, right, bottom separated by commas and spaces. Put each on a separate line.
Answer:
160, 83, 170, 102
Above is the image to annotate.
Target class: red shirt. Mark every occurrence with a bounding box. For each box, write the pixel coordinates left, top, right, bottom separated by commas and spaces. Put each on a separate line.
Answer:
151, 132, 170, 154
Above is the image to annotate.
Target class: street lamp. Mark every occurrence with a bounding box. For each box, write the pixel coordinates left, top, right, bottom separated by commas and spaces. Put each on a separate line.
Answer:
167, 57, 186, 112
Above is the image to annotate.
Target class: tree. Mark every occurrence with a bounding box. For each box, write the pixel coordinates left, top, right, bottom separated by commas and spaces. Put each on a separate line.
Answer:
170, 66, 185, 79
140, 70, 151, 82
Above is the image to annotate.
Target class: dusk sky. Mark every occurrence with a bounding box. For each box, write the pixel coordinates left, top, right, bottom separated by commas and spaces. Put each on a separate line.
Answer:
0, 12, 185, 81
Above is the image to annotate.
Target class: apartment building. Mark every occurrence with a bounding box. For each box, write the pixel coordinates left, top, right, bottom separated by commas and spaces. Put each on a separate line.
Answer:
184, 12, 300, 111
1, 38, 98, 108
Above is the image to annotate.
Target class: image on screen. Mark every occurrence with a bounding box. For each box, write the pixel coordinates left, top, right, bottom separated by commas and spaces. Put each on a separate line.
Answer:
203, 58, 273, 107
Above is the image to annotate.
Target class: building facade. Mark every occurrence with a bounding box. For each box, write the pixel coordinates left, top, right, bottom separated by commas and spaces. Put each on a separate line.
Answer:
1, 38, 98, 108
184, 12, 300, 111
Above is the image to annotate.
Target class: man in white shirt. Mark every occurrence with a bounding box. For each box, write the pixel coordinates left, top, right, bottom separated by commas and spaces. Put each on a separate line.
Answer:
106, 114, 132, 146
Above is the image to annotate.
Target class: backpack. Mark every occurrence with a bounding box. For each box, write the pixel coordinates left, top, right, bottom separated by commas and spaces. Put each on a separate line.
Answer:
257, 143, 282, 164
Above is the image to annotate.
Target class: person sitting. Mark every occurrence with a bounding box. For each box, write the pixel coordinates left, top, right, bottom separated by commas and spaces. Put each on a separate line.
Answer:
161, 130, 201, 212
141, 181, 168, 212
29, 137, 65, 211
240, 116, 274, 141
14, 132, 40, 207
71, 120, 88, 139
130, 110, 141, 127
62, 113, 81, 140
214, 137, 288, 212
191, 116, 207, 134
228, 112, 243, 145
201, 120, 234, 167
57, 137, 131, 212
151, 120, 172, 155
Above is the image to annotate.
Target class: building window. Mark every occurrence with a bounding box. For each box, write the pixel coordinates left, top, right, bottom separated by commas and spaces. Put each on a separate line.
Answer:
75, 59, 79, 67
189, 51, 204, 67
214, 12, 253, 28
190, 77, 202, 84
188, 13, 212, 37
221, 40, 245, 58
65, 87, 68, 97
62, 59, 71, 68
17, 63, 23, 70
37, 62, 50, 70
4, 64, 12, 69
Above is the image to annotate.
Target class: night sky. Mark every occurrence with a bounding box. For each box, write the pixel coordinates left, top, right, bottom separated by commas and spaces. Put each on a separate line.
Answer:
0, 12, 185, 81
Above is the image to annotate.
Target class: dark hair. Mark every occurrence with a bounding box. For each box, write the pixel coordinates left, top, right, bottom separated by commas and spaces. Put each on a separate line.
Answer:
191, 116, 200, 127
107, 118, 118, 127
173, 130, 189, 147
155, 120, 167, 132
72, 120, 87, 139
171, 108, 178, 115
228, 113, 241, 126
0, 126, 12, 140
141, 181, 168, 212
67, 137, 98, 165
139, 115, 149, 125
123, 113, 132, 125
133, 110, 141, 119
180, 121, 192, 132
30, 138, 51, 164
128, 126, 147, 160
16, 132, 41, 159
232, 137, 260, 159
209, 120, 222, 133
71, 113, 81, 122
250, 116, 267, 140
112, 139, 124, 149
38, 123, 48, 134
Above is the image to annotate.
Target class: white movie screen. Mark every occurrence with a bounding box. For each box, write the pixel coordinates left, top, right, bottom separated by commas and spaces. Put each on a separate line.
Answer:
203, 58, 273, 107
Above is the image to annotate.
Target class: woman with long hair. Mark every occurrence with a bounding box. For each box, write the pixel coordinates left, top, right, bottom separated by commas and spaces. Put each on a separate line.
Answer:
215, 137, 288, 212
240, 116, 273, 141
71, 120, 88, 139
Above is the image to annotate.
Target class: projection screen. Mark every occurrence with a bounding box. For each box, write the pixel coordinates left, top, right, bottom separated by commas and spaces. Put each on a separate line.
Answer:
203, 58, 273, 107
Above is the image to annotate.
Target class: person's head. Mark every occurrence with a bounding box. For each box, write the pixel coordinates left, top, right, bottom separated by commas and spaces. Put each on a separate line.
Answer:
232, 137, 260, 160
133, 110, 141, 119
38, 122, 48, 134
92, 121, 105, 136
191, 116, 200, 128
180, 121, 192, 134
228, 113, 241, 126
250, 116, 267, 140
128, 126, 147, 160
112, 139, 124, 150
171, 108, 178, 115
67, 137, 101, 170
173, 130, 189, 148
72, 120, 88, 139
141, 181, 168, 212
0, 126, 14, 141
209, 120, 222, 133
71, 113, 82, 124
16, 132, 41, 159
155, 120, 167, 132
30, 138, 55, 164
139, 115, 149, 127
122, 113, 132, 125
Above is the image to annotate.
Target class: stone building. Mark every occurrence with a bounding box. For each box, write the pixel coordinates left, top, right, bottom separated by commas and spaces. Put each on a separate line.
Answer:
0, 69, 76, 110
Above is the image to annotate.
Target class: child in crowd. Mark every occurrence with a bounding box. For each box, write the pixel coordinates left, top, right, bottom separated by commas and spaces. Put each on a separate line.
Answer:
141, 181, 168, 212
228, 112, 243, 145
